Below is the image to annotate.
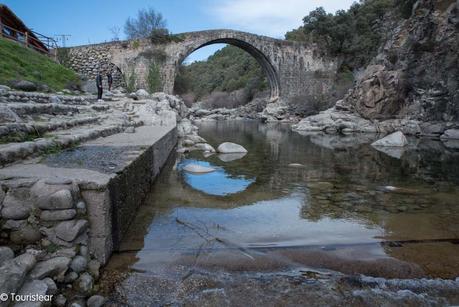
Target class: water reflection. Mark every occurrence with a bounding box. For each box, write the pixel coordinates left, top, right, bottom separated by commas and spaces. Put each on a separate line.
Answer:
112, 121, 459, 283
179, 159, 255, 196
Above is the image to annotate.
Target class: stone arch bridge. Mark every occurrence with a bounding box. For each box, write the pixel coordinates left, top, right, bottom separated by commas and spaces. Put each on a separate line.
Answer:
67, 30, 338, 103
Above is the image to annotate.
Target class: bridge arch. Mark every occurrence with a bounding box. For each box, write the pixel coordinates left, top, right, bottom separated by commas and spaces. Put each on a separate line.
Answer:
173, 36, 281, 100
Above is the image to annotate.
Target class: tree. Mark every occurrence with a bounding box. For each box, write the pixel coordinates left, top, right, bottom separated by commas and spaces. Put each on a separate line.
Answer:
124, 8, 167, 39
109, 26, 121, 41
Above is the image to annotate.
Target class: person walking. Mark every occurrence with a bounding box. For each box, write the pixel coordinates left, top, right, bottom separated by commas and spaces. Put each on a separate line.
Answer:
107, 72, 113, 92
96, 71, 103, 100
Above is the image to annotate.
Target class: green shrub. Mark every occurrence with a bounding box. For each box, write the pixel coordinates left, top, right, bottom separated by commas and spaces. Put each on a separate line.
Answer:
125, 69, 136, 92
147, 63, 161, 93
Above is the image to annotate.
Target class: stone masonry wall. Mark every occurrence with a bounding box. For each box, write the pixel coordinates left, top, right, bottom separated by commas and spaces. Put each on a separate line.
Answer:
0, 178, 103, 306
67, 44, 125, 90
66, 30, 342, 109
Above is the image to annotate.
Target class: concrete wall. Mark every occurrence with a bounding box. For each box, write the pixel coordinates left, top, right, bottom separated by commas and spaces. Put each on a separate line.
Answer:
81, 127, 177, 264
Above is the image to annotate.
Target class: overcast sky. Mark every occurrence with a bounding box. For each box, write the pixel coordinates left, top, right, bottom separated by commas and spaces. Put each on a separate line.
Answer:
3, 0, 355, 61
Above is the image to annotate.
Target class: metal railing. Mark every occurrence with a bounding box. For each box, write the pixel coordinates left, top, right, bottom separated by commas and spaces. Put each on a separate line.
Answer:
0, 22, 58, 56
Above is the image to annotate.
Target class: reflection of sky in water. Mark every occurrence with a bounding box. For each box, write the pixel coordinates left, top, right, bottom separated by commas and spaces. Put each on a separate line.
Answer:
179, 159, 255, 196
135, 192, 385, 269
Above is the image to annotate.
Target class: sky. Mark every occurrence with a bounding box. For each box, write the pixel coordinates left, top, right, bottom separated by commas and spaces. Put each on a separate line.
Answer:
3, 0, 355, 62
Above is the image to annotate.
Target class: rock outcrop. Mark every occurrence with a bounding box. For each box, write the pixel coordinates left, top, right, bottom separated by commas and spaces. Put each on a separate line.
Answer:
293, 0, 458, 138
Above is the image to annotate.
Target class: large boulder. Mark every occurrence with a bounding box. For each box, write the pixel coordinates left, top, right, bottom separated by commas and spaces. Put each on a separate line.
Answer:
217, 142, 248, 153
344, 65, 409, 120
292, 107, 378, 133
131, 89, 150, 100
371, 131, 408, 147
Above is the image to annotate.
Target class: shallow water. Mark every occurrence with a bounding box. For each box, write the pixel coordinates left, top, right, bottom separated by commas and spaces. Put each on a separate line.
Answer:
103, 121, 459, 305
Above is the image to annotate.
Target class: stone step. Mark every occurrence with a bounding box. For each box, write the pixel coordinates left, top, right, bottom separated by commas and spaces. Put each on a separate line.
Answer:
0, 116, 102, 138
6, 103, 80, 116
0, 120, 143, 166
0, 90, 95, 105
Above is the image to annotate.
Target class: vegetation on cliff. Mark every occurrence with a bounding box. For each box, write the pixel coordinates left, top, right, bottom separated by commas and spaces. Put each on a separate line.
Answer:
0, 38, 80, 91
285, 0, 417, 70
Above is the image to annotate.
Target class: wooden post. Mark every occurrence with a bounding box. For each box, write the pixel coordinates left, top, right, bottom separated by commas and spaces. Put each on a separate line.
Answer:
25, 31, 28, 47
0, 16, 3, 38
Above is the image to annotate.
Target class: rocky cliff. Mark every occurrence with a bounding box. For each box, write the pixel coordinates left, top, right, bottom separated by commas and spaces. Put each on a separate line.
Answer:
347, 0, 458, 122
294, 0, 458, 137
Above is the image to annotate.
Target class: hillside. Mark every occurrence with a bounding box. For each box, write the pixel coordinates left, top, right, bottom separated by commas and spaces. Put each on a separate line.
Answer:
0, 37, 80, 91
174, 45, 268, 106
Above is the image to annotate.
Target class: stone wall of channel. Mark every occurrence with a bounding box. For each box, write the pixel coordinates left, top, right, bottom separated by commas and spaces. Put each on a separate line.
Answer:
0, 178, 104, 307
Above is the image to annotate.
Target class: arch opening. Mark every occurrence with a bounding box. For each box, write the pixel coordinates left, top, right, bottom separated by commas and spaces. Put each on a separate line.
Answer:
175, 38, 280, 101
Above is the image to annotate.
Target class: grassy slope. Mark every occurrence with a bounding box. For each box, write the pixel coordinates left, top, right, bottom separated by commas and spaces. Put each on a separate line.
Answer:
0, 37, 79, 90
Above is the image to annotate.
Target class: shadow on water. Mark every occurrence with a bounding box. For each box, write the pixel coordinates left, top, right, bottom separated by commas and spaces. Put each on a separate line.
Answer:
102, 121, 459, 303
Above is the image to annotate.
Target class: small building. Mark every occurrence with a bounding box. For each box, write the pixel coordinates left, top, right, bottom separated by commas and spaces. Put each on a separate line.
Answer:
0, 4, 56, 54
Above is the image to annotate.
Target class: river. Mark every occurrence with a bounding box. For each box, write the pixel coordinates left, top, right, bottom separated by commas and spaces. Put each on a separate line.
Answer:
101, 121, 459, 306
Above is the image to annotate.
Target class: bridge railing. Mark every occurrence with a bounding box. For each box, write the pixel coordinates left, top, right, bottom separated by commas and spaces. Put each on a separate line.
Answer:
0, 21, 58, 57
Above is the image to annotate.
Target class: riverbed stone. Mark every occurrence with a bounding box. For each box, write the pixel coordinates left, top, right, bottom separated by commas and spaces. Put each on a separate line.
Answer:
440, 129, 459, 140
371, 131, 408, 147
70, 255, 88, 273
55, 219, 88, 242
185, 134, 207, 144
37, 189, 74, 210
0, 253, 36, 295
194, 143, 216, 152
74, 272, 94, 295
29, 257, 71, 279
87, 295, 106, 307
217, 142, 248, 153
0, 247, 14, 266
40, 209, 76, 221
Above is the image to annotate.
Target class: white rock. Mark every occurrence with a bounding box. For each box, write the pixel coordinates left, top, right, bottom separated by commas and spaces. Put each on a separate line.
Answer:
194, 143, 216, 153
371, 131, 408, 147
183, 164, 216, 174
217, 142, 248, 153
136, 89, 150, 97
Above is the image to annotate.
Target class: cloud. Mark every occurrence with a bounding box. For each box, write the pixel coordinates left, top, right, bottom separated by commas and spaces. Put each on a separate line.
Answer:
208, 0, 355, 38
